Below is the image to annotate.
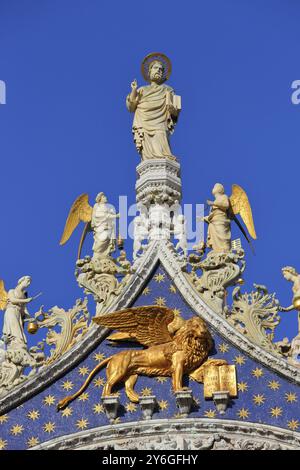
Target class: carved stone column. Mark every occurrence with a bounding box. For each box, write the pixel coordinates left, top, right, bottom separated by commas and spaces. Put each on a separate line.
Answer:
135, 159, 182, 207
135, 159, 182, 247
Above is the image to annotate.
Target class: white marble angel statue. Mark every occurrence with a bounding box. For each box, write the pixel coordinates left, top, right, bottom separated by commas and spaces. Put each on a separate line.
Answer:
0, 276, 41, 349
60, 192, 119, 259
203, 183, 257, 253
126, 52, 181, 161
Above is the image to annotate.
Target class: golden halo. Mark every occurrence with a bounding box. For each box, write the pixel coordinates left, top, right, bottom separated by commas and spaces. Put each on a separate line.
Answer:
141, 52, 172, 82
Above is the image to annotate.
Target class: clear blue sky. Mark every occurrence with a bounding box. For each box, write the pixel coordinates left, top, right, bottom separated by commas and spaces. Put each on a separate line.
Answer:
0, 0, 300, 343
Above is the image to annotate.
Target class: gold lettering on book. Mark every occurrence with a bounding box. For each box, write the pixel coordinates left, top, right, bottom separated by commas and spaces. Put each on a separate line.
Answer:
204, 364, 237, 398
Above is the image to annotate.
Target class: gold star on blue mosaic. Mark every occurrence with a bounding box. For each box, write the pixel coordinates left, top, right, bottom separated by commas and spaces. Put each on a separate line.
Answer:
10, 424, 24, 436
204, 409, 216, 418
76, 418, 89, 430
268, 380, 280, 391
93, 377, 105, 388
173, 308, 181, 316
62, 380, 74, 391
285, 392, 297, 403
27, 437, 39, 448
169, 285, 176, 293
270, 406, 282, 418
43, 422, 56, 433
43, 394, 56, 406
154, 273, 165, 283
78, 392, 89, 402
237, 408, 250, 420
93, 403, 104, 414
0, 439, 7, 450
27, 409, 40, 421
79, 366, 90, 376
251, 367, 263, 379
238, 381, 248, 392
94, 352, 105, 361
219, 343, 229, 353
142, 287, 151, 295
61, 407, 73, 417
158, 400, 169, 410
287, 419, 299, 430
234, 355, 246, 366
155, 296, 166, 306
141, 387, 152, 396
125, 403, 137, 413
253, 394, 265, 406
0, 415, 8, 424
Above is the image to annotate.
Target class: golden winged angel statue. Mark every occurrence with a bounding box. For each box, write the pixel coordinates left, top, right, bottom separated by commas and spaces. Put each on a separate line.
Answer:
57, 306, 226, 409
60, 192, 119, 259
204, 183, 257, 253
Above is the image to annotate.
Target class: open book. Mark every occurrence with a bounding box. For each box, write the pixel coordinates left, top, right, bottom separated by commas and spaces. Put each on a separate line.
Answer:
203, 364, 237, 398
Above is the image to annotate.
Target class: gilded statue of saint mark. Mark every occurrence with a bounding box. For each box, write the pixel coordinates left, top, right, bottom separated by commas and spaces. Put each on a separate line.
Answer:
126, 52, 181, 161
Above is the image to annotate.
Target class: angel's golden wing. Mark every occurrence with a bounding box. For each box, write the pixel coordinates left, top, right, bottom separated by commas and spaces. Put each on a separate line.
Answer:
229, 184, 257, 239
93, 306, 175, 347
60, 194, 93, 245
0, 280, 8, 310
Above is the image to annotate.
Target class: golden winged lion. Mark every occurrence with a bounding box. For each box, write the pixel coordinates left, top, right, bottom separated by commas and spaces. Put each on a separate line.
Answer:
57, 306, 226, 409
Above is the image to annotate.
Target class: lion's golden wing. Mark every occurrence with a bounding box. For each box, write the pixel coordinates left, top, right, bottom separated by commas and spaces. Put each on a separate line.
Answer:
230, 184, 257, 239
60, 194, 93, 245
0, 280, 8, 310
93, 306, 174, 347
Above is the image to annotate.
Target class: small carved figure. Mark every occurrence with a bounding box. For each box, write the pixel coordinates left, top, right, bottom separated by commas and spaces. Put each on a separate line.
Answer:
116, 250, 131, 273
282, 266, 300, 310
126, 53, 181, 161
60, 192, 119, 259
148, 203, 171, 240
173, 214, 187, 258
133, 213, 149, 260
57, 306, 226, 409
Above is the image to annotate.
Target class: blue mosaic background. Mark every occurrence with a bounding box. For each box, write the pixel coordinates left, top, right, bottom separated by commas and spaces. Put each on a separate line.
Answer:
0, 264, 299, 450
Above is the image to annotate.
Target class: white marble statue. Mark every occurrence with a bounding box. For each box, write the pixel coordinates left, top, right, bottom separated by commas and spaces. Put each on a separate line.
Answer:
133, 213, 149, 260
60, 192, 119, 259
2, 276, 38, 348
126, 53, 181, 161
91, 193, 119, 259
204, 184, 232, 253
174, 214, 188, 258
148, 203, 171, 240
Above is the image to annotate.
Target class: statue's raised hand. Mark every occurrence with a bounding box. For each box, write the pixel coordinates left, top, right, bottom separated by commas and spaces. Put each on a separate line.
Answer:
131, 79, 138, 91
